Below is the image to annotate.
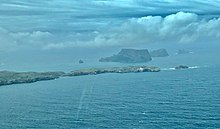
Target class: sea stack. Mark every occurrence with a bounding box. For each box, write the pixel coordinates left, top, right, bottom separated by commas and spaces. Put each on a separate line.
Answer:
79, 60, 84, 64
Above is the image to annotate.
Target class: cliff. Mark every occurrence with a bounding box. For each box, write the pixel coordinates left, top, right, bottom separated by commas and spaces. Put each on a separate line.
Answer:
150, 49, 169, 57
99, 49, 152, 63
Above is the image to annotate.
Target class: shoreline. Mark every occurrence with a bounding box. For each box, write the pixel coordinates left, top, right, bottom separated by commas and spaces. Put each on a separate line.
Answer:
0, 66, 160, 86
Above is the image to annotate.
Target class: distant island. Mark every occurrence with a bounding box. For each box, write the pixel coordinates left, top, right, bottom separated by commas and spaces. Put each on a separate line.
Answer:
79, 60, 84, 64
0, 66, 160, 86
99, 48, 169, 63
150, 49, 169, 57
0, 47, 192, 87
176, 49, 192, 55
99, 49, 152, 63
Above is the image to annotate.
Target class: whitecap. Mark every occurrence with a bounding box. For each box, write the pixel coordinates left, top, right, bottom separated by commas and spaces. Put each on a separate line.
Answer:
161, 67, 175, 71
189, 66, 199, 69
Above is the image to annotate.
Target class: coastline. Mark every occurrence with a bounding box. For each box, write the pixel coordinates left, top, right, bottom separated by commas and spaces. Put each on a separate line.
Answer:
0, 66, 160, 86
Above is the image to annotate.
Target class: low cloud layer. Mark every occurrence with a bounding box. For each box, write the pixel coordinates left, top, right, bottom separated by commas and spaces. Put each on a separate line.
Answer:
0, 27, 53, 50
0, 0, 220, 50
86, 12, 220, 46
45, 12, 220, 49
2, 12, 219, 50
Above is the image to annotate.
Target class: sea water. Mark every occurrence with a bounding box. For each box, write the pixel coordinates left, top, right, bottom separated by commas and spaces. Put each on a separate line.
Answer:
0, 53, 220, 129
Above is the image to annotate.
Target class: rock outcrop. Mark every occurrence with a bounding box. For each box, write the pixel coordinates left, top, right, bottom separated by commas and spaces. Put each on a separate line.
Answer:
175, 65, 189, 70
150, 49, 169, 57
99, 49, 152, 63
79, 60, 84, 64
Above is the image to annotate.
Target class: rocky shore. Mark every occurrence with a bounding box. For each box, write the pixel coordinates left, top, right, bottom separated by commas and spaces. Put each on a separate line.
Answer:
0, 66, 160, 86
0, 71, 65, 86
65, 66, 160, 77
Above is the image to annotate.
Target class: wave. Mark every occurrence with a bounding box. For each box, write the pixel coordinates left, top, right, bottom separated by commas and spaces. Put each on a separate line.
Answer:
189, 66, 199, 69
162, 68, 175, 71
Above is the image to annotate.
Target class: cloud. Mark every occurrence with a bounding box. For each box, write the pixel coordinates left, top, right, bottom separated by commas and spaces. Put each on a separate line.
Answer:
1, 11, 220, 50
52, 11, 219, 48
1, 0, 220, 33
0, 27, 18, 50
3, 1, 220, 51
111, 12, 220, 44
43, 11, 220, 49
0, 27, 53, 50
11, 31, 53, 45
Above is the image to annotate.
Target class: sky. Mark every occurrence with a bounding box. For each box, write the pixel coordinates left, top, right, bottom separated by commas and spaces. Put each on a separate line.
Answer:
0, 0, 220, 51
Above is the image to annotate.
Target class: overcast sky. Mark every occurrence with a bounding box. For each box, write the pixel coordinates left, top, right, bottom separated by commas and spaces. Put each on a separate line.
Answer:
0, 0, 220, 51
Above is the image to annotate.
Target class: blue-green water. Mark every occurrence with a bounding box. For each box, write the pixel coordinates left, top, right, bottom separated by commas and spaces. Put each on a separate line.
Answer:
0, 66, 219, 129
0, 53, 220, 129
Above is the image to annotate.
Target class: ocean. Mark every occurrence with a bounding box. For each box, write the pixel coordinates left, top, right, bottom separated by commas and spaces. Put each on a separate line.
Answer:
0, 52, 220, 129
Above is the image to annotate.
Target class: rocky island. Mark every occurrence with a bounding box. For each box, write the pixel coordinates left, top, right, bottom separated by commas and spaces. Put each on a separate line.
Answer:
79, 60, 84, 64
99, 49, 152, 63
150, 49, 169, 57
0, 66, 160, 86
175, 65, 189, 70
